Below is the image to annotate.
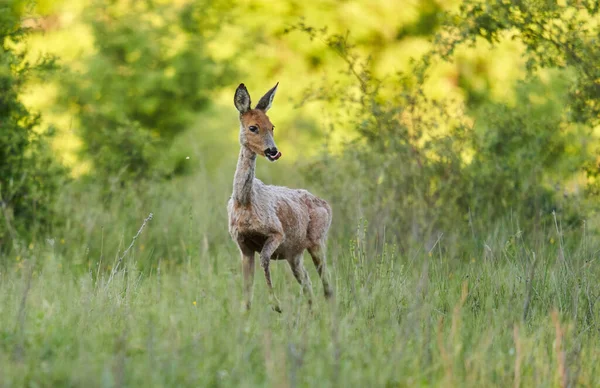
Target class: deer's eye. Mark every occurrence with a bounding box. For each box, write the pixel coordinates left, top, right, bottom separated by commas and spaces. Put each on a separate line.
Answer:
272, 126, 275, 132
249, 125, 259, 133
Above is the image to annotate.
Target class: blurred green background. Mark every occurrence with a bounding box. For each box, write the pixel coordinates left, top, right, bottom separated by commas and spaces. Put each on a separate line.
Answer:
2, 0, 598, 256
2, 0, 600, 385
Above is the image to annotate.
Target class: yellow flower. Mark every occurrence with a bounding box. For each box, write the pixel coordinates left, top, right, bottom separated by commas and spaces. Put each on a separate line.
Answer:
28, 243, 34, 250
60, 239, 65, 244
193, 301, 197, 306
550, 238, 555, 244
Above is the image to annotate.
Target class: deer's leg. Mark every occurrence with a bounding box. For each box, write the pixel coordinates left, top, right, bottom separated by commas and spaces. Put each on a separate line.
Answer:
287, 254, 314, 308
260, 233, 284, 313
308, 243, 333, 299
240, 249, 255, 312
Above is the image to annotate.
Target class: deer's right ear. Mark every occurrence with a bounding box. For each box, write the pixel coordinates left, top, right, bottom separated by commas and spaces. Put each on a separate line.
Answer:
234, 83, 251, 113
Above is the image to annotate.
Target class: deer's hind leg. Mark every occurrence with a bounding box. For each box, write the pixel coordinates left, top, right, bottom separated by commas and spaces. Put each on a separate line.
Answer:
287, 254, 313, 307
308, 243, 333, 299
260, 233, 284, 313
307, 204, 333, 299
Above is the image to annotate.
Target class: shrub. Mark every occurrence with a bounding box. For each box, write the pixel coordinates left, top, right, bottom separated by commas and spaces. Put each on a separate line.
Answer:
0, 2, 66, 251
292, 7, 597, 245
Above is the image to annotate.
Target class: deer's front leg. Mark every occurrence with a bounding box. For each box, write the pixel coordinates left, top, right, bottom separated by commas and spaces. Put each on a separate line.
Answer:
240, 249, 255, 312
260, 233, 284, 313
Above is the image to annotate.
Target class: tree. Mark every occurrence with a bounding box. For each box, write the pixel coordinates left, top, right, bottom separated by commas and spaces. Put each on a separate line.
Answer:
294, 0, 600, 240
61, 0, 234, 184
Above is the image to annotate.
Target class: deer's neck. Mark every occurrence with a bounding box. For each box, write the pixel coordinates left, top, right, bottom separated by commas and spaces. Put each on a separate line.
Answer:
232, 146, 257, 205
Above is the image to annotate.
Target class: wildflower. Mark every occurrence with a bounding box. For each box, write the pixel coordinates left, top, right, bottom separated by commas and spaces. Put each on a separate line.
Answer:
550, 238, 555, 244
193, 301, 197, 306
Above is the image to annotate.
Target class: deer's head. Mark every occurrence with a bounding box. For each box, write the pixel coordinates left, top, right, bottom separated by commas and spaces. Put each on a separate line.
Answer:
234, 83, 281, 162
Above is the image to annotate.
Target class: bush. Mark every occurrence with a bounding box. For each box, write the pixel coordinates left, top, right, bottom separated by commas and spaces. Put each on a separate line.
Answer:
0, 2, 66, 251
446, 0, 600, 200
293, 8, 597, 245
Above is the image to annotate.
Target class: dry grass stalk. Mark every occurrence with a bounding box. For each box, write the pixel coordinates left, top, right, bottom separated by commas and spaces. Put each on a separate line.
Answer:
437, 316, 453, 385
522, 252, 538, 322
513, 324, 522, 388
106, 212, 153, 286
552, 309, 567, 388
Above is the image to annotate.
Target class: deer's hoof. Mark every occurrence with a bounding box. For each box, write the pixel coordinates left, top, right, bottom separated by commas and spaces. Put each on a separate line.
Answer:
272, 305, 282, 313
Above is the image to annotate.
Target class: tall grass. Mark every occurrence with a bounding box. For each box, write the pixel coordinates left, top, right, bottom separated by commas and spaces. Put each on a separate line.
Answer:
1, 204, 599, 387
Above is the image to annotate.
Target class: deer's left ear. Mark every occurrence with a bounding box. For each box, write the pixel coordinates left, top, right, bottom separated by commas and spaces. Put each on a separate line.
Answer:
255, 82, 279, 112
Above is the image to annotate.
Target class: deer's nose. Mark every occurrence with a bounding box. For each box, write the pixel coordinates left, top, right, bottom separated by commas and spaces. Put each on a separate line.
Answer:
265, 147, 278, 156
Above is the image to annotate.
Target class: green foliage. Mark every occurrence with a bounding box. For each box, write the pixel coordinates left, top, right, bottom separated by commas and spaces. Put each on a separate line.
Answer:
396, 0, 443, 39
294, 0, 599, 242
445, 0, 600, 193
462, 73, 583, 220
60, 0, 234, 183
0, 1, 66, 251
448, 0, 600, 120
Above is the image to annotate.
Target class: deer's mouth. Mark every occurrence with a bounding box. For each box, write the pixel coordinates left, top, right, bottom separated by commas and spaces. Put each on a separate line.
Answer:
266, 151, 282, 162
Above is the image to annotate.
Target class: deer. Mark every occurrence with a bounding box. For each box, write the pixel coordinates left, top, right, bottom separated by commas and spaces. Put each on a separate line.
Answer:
227, 82, 333, 313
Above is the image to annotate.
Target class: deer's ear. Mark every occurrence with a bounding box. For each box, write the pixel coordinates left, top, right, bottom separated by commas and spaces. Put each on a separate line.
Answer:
255, 82, 278, 112
234, 83, 251, 113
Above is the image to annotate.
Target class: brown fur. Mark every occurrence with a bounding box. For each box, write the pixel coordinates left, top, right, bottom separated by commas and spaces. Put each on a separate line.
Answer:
227, 83, 333, 312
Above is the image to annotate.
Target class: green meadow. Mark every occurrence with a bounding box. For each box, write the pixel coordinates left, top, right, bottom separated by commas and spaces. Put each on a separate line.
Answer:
1, 0, 600, 386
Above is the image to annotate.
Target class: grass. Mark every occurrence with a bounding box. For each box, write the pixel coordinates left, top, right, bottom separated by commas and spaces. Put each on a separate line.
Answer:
1, 204, 600, 387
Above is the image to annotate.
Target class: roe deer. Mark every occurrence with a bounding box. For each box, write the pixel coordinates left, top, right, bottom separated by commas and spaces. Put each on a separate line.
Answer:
227, 82, 333, 313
